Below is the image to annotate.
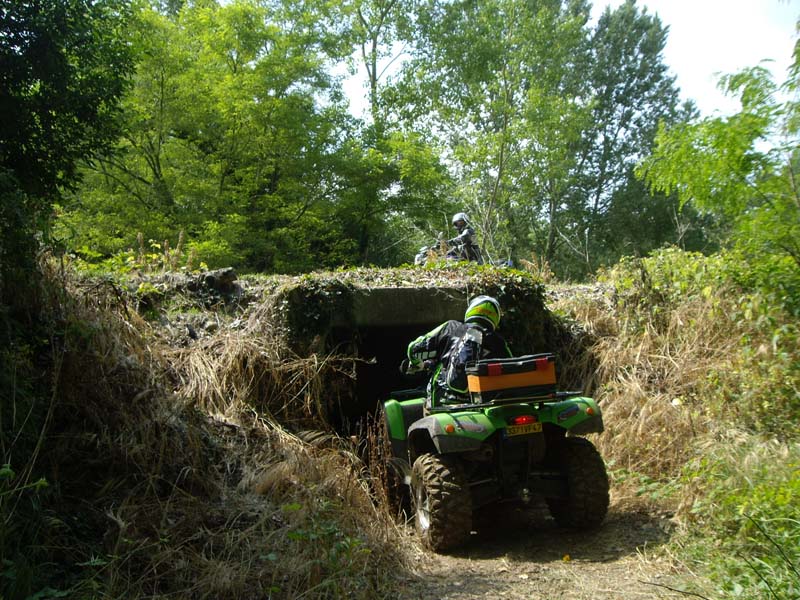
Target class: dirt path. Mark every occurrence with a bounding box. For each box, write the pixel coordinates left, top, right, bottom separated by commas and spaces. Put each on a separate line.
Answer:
398, 504, 689, 599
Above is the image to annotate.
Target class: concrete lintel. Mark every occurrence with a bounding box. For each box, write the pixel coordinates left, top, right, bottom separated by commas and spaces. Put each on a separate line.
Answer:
342, 287, 468, 327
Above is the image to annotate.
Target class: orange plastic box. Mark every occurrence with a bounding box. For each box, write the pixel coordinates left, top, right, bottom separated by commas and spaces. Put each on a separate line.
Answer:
466, 354, 557, 402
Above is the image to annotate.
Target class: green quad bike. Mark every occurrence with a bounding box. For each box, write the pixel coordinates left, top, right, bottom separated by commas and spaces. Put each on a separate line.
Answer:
382, 353, 609, 552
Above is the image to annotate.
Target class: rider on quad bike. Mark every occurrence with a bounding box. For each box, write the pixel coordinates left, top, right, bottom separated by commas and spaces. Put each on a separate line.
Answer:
383, 295, 609, 552
405, 295, 509, 409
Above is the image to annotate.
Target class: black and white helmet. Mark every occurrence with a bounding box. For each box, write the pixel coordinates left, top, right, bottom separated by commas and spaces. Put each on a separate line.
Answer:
451, 212, 469, 232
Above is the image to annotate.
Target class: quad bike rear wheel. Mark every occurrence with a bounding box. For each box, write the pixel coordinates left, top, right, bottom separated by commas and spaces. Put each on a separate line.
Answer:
546, 437, 609, 528
411, 453, 472, 551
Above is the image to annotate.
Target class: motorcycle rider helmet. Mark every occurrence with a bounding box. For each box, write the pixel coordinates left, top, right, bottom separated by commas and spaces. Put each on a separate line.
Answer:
452, 212, 469, 233
464, 295, 501, 330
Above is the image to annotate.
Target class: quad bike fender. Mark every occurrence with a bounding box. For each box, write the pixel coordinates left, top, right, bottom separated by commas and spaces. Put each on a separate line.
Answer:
541, 397, 604, 434
383, 399, 409, 443
407, 412, 495, 455
383, 398, 426, 464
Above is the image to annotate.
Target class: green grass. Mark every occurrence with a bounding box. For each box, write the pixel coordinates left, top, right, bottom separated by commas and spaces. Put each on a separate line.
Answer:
677, 435, 800, 599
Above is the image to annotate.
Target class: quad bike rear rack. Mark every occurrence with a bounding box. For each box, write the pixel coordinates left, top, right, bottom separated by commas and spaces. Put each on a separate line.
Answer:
428, 390, 585, 413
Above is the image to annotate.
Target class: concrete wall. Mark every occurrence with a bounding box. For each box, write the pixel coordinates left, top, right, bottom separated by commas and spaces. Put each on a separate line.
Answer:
336, 287, 468, 327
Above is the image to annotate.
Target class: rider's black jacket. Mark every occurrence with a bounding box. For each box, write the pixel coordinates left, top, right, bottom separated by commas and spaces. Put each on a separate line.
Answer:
448, 226, 482, 263
407, 320, 510, 407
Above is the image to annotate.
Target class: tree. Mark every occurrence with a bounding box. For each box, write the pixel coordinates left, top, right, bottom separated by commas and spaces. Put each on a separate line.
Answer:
60, 0, 451, 271
61, 0, 367, 271
394, 0, 592, 265
638, 62, 800, 309
0, 3, 133, 596
351, 0, 408, 132
564, 0, 685, 274
0, 0, 133, 314
334, 0, 453, 266
390, 0, 684, 276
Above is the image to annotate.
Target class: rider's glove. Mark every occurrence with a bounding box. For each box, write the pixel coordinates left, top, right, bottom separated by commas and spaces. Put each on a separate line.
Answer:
400, 359, 418, 374
401, 359, 431, 374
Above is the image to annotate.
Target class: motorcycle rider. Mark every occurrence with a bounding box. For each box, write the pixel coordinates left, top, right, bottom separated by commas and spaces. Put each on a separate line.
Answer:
447, 212, 483, 263
404, 295, 511, 409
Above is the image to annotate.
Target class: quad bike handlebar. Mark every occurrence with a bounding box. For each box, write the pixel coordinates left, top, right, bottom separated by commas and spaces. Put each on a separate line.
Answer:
399, 358, 435, 375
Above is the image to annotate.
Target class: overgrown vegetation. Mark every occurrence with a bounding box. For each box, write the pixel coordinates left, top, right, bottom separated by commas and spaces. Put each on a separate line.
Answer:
0, 259, 557, 598
47, 0, 711, 279
0, 262, 413, 599
3, 0, 799, 598
552, 247, 799, 599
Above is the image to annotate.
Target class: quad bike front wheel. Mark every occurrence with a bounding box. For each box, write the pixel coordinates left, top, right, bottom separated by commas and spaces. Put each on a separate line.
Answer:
411, 453, 472, 551
546, 437, 609, 529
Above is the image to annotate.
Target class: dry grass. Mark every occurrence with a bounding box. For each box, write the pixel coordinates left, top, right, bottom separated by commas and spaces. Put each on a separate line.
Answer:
551, 284, 741, 480
519, 253, 556, 284
4, 264, 414, 599
172, 291, 360, 430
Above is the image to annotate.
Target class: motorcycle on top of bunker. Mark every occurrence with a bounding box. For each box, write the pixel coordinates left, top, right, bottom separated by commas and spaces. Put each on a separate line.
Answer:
414, 237, 482, 266
414, 237, 513, 268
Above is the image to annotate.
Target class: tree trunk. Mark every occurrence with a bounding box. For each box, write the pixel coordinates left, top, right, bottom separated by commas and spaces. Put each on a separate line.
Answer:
545, 193, 557, 266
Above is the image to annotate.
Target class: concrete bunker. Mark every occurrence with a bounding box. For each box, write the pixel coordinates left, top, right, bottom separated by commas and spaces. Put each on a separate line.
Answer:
272, 270, 591, 433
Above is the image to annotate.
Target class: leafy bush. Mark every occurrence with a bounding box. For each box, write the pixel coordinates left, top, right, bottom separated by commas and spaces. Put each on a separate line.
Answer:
581, 247, 800, 597
678, 436, 800, 599
601, 247, 800, 434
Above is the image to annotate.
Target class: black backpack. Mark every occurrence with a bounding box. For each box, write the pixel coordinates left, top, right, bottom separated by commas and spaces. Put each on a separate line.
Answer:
443, 324, 483, 394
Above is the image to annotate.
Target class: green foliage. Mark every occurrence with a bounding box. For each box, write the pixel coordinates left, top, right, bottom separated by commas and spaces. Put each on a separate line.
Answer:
390, 0, 685, 278
608, 466, 680, 502
395, 0, 593, 266
56, 0, 451, 274
712, 320, 800, 436
679, 439, 800, 599
602, 247, 800, 434
0, 0, 134, 201
0, 0, 134, 315
640, 67, 781, 217
0, 330, 63, 600
277, 277, 355, 352
0, 172, 38, 317
43, 0, 697, 278
189, 220, 247, 270
601, 247, 727, 332
591, 246, 799, 597
638, 64, 800, 292
550, 0, 695, 278
280, 499, 375, 597
591, 176, 720, 273
72, 231, 206, 276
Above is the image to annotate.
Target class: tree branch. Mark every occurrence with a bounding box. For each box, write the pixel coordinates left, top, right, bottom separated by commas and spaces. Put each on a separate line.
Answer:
638, 580, 713, 599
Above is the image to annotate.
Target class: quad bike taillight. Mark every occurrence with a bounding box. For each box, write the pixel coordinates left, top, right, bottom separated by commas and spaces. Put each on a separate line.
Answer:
508, 415, 537, 425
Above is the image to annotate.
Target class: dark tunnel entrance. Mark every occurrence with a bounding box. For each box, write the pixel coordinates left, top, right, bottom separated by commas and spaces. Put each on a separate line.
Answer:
341, 324, 434, 426
280, 276, 592, 436
327, 287, 467, 433
316, 285, 593, 435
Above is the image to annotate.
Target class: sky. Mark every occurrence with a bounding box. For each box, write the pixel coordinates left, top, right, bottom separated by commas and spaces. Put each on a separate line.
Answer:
342, 1, 798, 119
591, 0, 798, 116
